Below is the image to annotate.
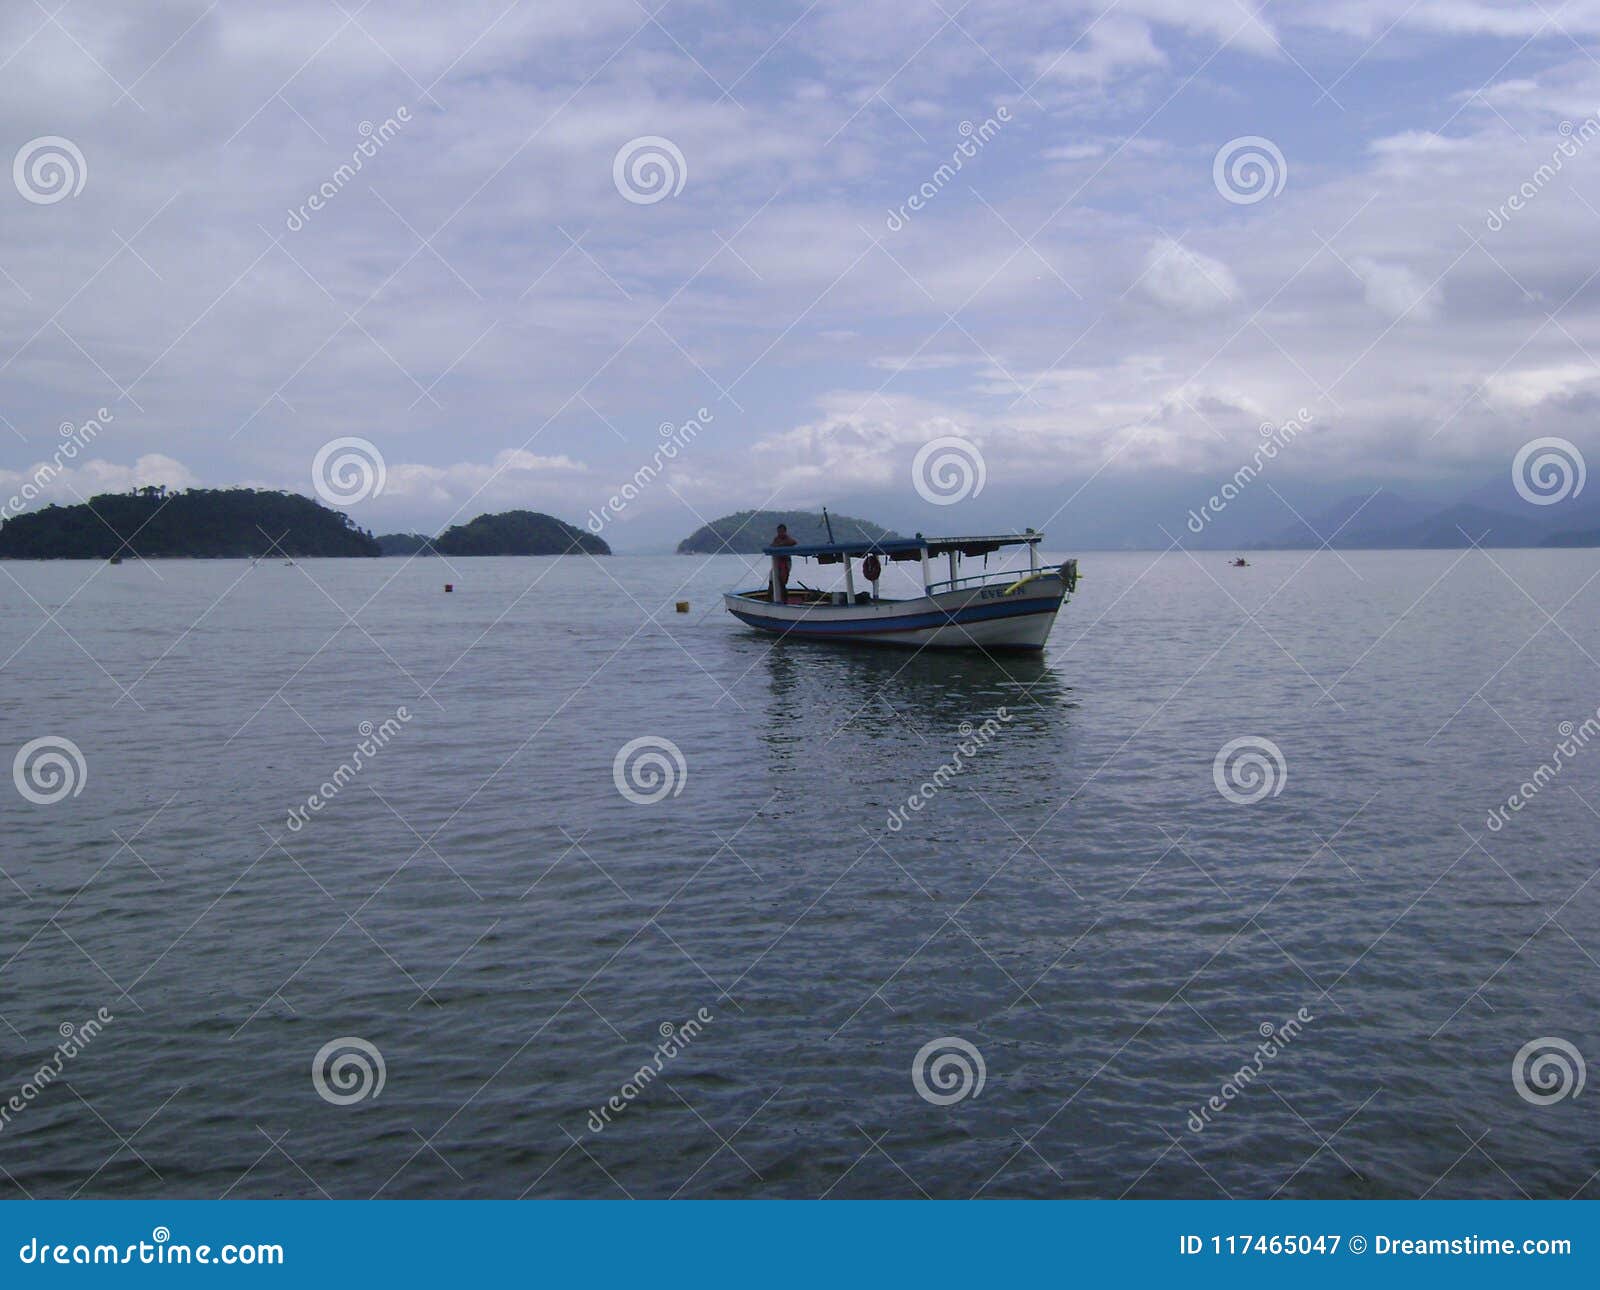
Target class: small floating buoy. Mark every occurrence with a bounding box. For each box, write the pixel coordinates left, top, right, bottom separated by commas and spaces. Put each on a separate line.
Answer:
444, 584, 453, 593
675, 601, 689, 613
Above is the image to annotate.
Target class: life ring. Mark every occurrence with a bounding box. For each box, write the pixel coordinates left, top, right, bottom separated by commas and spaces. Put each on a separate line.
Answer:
861, 553, 882, 581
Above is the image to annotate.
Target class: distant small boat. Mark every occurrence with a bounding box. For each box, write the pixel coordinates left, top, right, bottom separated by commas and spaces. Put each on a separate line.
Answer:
1231, 557, 1249, 567
108, 555, 122, 565
724, 532, 1077, 652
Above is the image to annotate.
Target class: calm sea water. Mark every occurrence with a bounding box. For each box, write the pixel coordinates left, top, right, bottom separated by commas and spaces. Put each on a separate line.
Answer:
2, 549, 1597, 1199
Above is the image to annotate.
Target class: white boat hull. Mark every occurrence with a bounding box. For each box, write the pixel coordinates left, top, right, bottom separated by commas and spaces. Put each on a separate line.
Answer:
723, 572, 1068, 652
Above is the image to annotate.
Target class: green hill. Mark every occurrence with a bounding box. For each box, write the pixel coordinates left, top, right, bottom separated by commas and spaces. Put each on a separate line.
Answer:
0, 487, 379, 558
677, 510, 899, 554
376, 532, 438, 555
432, 510, 610, 556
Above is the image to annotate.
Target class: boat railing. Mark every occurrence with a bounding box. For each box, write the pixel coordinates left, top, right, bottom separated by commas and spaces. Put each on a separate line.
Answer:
923, 567, 1046, 595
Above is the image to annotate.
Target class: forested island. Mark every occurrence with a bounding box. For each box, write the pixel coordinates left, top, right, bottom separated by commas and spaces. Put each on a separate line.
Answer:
376, 532, 438, 555
677, 510, 898, 554
0, 488, 380, 558
432, 510, 610, 556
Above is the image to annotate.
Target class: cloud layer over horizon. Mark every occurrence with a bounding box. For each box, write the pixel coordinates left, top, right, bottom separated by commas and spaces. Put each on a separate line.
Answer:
4, 0, 1600, 546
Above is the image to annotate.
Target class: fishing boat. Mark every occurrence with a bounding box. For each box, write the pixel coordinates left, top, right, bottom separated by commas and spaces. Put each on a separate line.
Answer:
723, 531, 1078, 652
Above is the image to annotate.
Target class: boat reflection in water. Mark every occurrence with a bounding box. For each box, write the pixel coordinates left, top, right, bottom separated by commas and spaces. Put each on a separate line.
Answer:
746, 639, 1075, 816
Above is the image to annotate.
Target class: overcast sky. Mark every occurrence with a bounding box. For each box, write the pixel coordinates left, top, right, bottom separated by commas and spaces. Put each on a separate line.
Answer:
3, 1, 1600, 547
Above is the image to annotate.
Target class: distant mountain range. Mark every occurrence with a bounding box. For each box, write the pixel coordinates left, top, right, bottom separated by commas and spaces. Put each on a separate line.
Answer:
677, 510, 899, 554
1264, 477, 1600, 549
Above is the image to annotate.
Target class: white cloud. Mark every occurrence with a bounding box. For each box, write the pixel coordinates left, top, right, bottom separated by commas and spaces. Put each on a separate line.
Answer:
1139, 238, 1240, 314
1351, 257, 1439, 321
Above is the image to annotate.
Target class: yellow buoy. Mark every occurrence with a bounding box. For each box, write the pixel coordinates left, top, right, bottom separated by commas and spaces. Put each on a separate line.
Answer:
675, 601, 689, 613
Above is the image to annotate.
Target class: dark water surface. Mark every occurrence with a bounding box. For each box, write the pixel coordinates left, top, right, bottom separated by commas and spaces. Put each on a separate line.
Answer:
2, 550, 1597, 1198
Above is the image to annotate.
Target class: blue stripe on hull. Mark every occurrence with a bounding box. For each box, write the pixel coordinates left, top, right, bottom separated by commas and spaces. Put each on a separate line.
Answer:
727, 595, 1062, 638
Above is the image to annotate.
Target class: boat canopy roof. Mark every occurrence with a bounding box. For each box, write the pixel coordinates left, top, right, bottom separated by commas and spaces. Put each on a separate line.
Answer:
762, 532, 1043, 563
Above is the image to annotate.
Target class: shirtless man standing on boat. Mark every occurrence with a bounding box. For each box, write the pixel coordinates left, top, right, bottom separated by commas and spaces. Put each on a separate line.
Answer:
771, 523, 797, 601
